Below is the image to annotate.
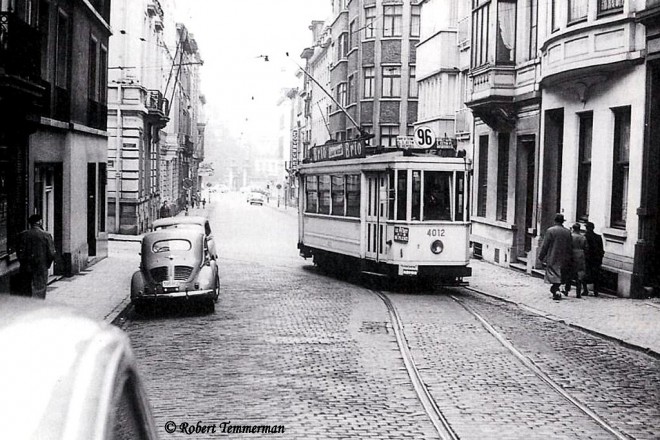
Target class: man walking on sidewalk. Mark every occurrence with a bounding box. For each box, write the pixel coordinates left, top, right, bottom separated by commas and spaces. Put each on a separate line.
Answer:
584, 221, 604, 296
569, 222, 588, 298
16, 214, 56, 299
539, 213, 573, 300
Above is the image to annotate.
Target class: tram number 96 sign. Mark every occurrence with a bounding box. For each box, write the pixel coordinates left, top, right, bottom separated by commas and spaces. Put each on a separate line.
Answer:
414, 126, 436, 148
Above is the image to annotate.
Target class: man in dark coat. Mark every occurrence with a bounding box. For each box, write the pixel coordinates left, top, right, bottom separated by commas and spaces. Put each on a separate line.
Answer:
584, 221, 604, 296
16, 214, 56, 299
539, 213, 573, 300
159, 201, 171, 218
569, 222, 588, 298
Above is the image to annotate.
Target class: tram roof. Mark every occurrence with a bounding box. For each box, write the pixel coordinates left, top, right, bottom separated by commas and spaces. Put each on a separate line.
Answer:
298, 150, 470, 174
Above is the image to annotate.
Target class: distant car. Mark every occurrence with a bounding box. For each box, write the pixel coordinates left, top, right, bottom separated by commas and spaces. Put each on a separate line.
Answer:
131, 228, 220, 314
0, 295, 158, 439
152, 216, 217, 259
247, 191, 266, 206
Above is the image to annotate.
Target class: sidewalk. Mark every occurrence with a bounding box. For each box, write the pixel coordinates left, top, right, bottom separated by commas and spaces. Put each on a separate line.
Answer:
466, 259, 660, 357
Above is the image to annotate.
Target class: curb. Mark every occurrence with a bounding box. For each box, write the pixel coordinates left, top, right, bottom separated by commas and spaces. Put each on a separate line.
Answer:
107, 295, 132, 327
462, 285, 660, 360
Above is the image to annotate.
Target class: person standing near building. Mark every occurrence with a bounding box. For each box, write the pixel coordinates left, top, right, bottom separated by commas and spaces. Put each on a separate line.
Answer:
159, 201, 171, 218
539, 213, 573, 300
569, 223, 588, 298
584, 221, 604, 296
16, 214, 56, 299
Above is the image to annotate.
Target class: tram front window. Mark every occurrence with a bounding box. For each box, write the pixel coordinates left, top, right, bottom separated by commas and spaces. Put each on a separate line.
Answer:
423, 171, 452, 221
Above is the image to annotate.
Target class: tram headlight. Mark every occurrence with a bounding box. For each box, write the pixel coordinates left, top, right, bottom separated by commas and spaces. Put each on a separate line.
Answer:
430, 240, 444, 255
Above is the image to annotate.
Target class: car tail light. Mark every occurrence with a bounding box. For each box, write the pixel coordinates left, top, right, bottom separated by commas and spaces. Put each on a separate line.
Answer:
431, 240, 444, 254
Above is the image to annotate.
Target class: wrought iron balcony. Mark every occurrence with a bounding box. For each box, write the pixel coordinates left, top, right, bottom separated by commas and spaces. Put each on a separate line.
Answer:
147, 90, 169, 116
0, 11, 42, 92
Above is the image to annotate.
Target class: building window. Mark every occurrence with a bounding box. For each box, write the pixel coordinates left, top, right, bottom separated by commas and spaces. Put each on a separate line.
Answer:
551, 0, 559, 32
410, 4, 421, 37
496, 0, 516, 64
363, 67, 375, 98
568, 0, 588, 24
611, 106, 630, 228
527, 0, 538, 61
409, 65, 418, 97
55, 9, 70, 89
89, 36, 98, 100
382, 66, 401, 97
477, 135, 489, 217
365, 6, 376, 39
383, 5, 402, 37
471, 0, 490, 68
598, 0, 623, 15
338, 32, 348, 60
306, 176, 318, 213
577, 112, 593, 222
346, 175, 360, 217
349, 19, 357, 49
348, 74, 356, 104
381, 126, 399, 147
337, 82, 347, 108
496, 133, 509, 222
331, 175, 345, 215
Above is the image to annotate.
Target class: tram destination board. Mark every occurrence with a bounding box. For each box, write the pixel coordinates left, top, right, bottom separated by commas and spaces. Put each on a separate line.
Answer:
308, 138, 366, 163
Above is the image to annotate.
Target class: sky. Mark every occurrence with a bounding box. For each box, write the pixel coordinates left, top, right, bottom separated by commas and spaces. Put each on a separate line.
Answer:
174, 1, 331, 163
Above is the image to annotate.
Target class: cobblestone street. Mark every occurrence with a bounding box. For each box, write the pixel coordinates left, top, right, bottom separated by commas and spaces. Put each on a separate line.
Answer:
109, 193, 660, 439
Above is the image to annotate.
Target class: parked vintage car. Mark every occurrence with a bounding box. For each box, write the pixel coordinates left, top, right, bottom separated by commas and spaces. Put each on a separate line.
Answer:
152, 215, 217, 259
0, 295, 158, 440
131, 228, 220, 314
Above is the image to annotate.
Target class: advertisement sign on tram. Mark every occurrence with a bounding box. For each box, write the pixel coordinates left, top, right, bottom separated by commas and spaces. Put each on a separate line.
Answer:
308, 139, 365, 163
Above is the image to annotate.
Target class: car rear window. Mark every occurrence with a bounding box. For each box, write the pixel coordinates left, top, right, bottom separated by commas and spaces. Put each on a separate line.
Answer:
152, 239, 192, 253
155, 223, 202, 230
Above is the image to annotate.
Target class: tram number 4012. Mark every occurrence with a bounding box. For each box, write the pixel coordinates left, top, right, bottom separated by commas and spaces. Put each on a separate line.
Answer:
427, 228, 445, 237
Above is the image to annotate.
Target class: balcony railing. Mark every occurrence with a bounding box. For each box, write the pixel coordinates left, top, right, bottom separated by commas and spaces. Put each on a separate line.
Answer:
0, 12, 41, 81
147, 89, 169, 116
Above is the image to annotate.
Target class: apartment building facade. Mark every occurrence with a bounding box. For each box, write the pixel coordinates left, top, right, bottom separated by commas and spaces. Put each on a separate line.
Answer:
0, 0, 112, 290
107, 0, 169, 234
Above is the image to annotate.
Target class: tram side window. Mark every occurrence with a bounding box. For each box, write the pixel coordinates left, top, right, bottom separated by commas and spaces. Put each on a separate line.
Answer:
412, 170, 421, 220
397, 170, 407, 220
346, 175, 360, 217
331, 175, 345, 215
388, 170, 395, 220
319, 175, 331, 214
456, 172, 465, 221
424, 171, 452, 221
306, 176, 319, 213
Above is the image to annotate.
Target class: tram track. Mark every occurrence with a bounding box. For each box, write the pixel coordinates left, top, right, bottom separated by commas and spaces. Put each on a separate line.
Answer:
372, 286, 630, 440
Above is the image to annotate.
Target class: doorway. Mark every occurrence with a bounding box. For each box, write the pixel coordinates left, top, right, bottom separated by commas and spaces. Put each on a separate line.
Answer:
34, 163, 63, 274
541, 109, 564, 234
515, 135, 536, 259
87, 163, 97, 257
365, 172, 388, 261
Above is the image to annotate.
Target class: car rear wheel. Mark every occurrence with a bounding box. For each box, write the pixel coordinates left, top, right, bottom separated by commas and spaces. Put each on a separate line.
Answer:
214, 275, 220, 302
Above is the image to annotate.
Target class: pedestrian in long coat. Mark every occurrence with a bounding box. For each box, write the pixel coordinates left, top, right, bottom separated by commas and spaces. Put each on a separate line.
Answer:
159, 201, 171, 218
584, 221, 604, 296
16, 214, 56, 299
538, 213, 573, 300
569, 223, 588, 298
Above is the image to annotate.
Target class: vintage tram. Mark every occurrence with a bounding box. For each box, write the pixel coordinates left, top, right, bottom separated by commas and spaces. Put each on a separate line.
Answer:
297, 138, 472, 283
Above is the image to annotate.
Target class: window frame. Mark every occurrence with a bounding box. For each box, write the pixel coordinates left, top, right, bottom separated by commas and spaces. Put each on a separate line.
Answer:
410, 4, 421, 37
477, 135, 489, 217
610, 106, 631, 229
383, 5, 403, 37
363, 67, 375, 99
576, 112, 593, 222
471, 0, 490, 68
364, 6, 376, 39
597, 0, 624, 16
408, 65, 418, 98
380, 125, 399, 148
568, 0, 588, 25
496, 133, 509, 222
382, 66, 401, 98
